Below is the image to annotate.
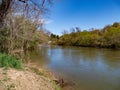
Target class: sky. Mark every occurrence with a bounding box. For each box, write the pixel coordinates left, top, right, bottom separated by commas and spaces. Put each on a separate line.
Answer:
44, 0, 120, 35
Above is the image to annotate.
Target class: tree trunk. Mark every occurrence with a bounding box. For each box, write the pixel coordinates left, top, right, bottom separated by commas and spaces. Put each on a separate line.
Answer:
0, 0, 13, 28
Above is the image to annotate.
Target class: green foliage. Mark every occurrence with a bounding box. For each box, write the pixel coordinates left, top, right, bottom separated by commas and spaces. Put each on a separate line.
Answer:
51, 80, 61, 90
0, 53, 24, 69
58, 22, 120, 48
30, 67, 45, 76
0, 27, 10, 53
50, 33, 59, 45
0, 15, 50, 57
7, 83, 15, 90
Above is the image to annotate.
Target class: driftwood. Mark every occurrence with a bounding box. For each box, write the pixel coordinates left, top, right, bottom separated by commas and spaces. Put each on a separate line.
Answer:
53, 78, 65, 87
53, 78, 75, 88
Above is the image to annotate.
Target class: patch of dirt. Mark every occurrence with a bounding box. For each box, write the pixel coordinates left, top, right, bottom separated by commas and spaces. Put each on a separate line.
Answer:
0, 66, 54, 90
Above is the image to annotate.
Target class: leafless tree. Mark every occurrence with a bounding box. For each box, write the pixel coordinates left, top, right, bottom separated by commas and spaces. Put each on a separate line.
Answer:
0, 0, 53, 28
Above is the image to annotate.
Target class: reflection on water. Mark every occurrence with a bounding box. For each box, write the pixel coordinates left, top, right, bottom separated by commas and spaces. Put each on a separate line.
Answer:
30, 46, 120, 90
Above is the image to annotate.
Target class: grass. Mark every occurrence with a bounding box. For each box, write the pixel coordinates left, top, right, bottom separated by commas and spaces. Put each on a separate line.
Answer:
0, 53, 24, 69
51, 80, 61, 90
30, 67, 46, 76
7, 83, 16, 90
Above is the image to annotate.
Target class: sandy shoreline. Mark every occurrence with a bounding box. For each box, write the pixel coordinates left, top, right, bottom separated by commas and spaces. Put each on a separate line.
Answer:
0, 64, 56, 90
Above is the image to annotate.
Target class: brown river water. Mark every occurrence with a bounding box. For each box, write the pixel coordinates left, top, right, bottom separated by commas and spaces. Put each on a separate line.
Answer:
30, 46, 120, 90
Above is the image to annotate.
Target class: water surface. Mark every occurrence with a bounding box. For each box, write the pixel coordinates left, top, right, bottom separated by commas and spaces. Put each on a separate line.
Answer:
30, 46, 120, 90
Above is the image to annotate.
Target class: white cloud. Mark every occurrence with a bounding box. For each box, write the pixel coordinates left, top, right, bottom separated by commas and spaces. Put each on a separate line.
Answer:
44, 19, 54, 24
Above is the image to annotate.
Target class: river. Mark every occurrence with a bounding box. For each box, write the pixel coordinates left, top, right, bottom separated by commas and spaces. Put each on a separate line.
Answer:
30, 45, 120, 90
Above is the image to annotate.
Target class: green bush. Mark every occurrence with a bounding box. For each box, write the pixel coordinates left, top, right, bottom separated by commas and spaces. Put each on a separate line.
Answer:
0, 53, 24, 69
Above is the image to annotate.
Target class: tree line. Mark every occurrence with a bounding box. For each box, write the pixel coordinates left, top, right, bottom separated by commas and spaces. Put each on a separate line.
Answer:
52, 22, 120, 49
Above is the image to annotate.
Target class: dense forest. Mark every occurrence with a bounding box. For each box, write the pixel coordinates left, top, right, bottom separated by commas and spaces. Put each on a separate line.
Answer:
51, 22, 120, 49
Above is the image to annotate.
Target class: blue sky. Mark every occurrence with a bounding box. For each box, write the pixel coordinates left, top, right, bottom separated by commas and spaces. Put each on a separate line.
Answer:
44, 0, 120, 35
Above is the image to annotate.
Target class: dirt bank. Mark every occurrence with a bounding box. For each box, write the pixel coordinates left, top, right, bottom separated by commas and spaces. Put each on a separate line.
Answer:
0, 65, 55, 90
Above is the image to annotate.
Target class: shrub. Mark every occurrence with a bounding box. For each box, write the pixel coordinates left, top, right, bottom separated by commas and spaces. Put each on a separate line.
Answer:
0, 53, 24, 69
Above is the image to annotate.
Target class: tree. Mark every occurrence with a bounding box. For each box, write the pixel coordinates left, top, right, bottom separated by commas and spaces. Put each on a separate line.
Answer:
0, 0, 12, 27
0, 0, 53, 60
0, 0, 53, 28
58, 22, 120, 48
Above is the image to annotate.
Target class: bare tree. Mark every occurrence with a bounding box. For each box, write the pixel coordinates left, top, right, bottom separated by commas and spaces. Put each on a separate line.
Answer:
0, 0, 53, 28
0, 0, 53, 59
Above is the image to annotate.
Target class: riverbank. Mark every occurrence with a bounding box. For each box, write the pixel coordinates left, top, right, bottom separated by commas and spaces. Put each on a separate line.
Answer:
0, 64, 60, 90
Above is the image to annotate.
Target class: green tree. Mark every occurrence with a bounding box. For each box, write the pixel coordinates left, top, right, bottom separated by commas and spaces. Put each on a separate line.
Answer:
58, 22, 120, 48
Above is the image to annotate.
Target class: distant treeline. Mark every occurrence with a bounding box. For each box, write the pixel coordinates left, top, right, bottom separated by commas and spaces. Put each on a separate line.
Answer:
51, 22, 120, 48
